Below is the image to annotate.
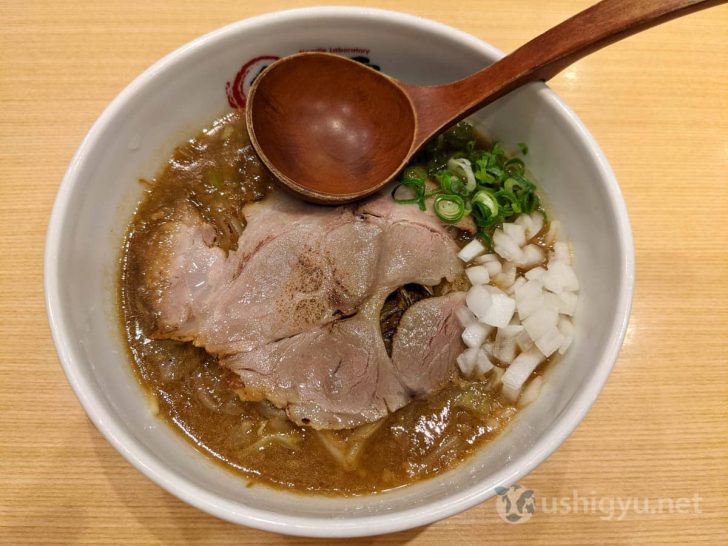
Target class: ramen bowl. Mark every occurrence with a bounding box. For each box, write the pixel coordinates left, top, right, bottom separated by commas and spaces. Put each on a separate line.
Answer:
45, 7, 633, 537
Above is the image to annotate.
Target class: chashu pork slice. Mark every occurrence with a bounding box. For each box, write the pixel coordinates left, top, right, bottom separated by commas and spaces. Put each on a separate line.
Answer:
136, 190, 467, 429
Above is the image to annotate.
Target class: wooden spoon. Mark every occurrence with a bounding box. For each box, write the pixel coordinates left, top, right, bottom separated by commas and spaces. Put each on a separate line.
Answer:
247, 0, 725, 204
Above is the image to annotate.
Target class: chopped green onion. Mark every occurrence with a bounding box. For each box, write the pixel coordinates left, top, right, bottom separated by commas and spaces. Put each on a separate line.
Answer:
497, 189, 521, 214
447, 158, 477, 193
436, 170, 469, 196
392, 177, 426, 210
520, 190, 540, 213
472, 189, 499, 218
505, 158, 525, 176
433, 194, 465, 223
390, 121, 542, 248
475, 163, 496, 185
485, 165, 505, 183
503, 177, 528, 195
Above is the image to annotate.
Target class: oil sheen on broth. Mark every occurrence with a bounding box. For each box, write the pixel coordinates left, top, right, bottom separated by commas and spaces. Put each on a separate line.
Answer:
120, 112, 543, 495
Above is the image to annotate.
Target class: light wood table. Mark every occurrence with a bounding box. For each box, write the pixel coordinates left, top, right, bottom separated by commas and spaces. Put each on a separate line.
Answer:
1, 1, 726, 544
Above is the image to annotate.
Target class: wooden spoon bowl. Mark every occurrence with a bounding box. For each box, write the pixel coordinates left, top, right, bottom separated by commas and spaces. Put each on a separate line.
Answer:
248, 54, 416, 203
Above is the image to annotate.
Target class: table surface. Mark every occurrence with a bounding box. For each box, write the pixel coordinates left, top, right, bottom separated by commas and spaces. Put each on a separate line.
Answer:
2, 1, 727, 544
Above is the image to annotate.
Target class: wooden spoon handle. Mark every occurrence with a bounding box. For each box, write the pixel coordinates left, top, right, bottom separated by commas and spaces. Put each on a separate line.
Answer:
406, 0, 726, 147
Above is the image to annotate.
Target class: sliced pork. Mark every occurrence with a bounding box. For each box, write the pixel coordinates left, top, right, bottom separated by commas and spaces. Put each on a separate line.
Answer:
139, 190, 467, 428
391, 292, 465, 396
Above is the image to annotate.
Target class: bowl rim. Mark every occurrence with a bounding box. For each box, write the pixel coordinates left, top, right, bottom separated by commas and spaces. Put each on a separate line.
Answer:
44, 5, 634, 538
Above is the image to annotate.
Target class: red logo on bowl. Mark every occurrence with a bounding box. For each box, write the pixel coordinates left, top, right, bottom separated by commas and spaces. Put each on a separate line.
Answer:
225, 55, 280, 109
225, 48, 380, 109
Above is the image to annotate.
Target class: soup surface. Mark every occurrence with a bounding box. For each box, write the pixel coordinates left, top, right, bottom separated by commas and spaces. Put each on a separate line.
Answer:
120, 111, 550, 494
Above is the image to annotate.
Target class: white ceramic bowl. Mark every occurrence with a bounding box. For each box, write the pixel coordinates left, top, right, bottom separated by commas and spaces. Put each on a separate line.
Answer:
45, 7, 633, 538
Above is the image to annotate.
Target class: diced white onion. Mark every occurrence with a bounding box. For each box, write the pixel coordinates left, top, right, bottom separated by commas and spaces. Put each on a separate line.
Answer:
502, 347, 545, 394
493, 261, 517, 290
474, 347, 495, 376
458, 216, 579, 394
519, 376, 544, 407
515, 278, 543, 301
558, 316, 575, 354
484, 260, 502, 276
455, 305, 477, 327
522, 305, 559, 341
458, 239, 486, 262
543, 261, 579, 294
457, 347, 479, 377
542, 292, 563, 313
502, 223, 526, 247
481, 283, 501, 296
502, 383, 521, 402
493, 325, 523, 364
528, 212, 544, 240
465, 285, 493, 320
517, 294, 544, 321
535, 326, 564, 357
462, 322, 490, 348
516, 244, 545, 269
493, 229, 524, 263
498, 324, 524, 338
474, 253, 500, 264
507, 276, 527, 296
458, 346, 495, 378
544, 219, 560, 245
515, 279, 544, 320
515, 328, 535, 352
493, 331, 519, 365
558, 291, 578, 316
525, 266, 547, 281
515, 214, 535, 239
479, 289, 516, 328
465, 265, 490, 285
